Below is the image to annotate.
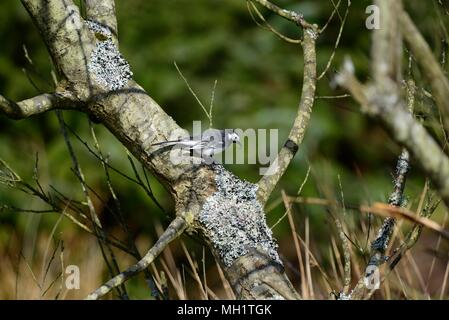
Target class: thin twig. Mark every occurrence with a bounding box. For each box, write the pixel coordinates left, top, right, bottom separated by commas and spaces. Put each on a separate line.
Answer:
86, 216, 186, 300
317, 0, 351, 80
250, 0, 314, 29
56, 111, 127, 298
247, 1, 301, 44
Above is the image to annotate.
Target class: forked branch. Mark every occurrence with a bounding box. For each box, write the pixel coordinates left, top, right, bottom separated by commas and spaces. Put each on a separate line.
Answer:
250, 0, 314, 29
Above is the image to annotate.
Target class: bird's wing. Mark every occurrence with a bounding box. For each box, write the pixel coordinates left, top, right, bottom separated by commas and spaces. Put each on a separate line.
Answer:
166, 139, 208, 150
152, 130, 226, 151
190, 140, 210, 150
151, 139, 181, 146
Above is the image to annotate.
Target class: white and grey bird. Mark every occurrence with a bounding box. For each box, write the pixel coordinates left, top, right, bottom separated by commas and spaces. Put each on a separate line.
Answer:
151, 129, 241, 162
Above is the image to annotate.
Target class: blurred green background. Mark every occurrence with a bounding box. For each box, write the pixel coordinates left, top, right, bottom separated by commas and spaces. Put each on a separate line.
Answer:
1, 0, 449, 299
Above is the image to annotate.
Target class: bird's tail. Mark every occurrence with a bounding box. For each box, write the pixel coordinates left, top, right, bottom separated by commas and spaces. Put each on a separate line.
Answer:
151, 139, 182, 147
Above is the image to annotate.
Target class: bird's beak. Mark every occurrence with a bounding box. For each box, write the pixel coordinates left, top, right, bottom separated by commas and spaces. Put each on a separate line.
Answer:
236, 141, 242, 148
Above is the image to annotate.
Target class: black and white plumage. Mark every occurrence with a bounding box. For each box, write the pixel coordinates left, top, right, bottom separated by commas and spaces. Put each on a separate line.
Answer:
151, 129, 241, 161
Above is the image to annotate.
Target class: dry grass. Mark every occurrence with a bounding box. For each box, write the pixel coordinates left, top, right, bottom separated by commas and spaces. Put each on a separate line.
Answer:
1, 193, 448, 300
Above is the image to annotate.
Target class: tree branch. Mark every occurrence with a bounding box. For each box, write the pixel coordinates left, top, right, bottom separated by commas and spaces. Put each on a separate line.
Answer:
85, 0, 118, 44
336, 66, 449, 208
250, 0, 314, 29
366, 79, 415, 271
371, 0, 403, 86
348, 149, 410, 300
86, 216, 187, 300
257, 28, 317, 203
21, 0, 96, 85
399, 10, 449, 133
0, 92, 77, 119
349, 78, 415, 301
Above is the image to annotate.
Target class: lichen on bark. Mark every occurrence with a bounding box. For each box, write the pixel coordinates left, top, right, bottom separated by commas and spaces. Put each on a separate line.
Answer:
87, 20, 133, 90
199, 164, 281, 268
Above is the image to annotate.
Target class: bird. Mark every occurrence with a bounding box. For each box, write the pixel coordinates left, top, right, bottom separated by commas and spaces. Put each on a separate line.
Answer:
151, 129, 241, 163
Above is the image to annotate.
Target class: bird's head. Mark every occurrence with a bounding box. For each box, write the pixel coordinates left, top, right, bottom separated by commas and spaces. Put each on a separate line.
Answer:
227, 130, 241, 146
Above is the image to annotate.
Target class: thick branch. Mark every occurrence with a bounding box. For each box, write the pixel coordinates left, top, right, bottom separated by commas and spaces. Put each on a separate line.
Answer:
21, 0, 199, 185
336, 68, 449, 208
86, 216, 187, 300
225, 248, 301, 300
21, 0, 96, 87
0, 92, 77, 119
85, 0, 118, 44
371, 0, 403, 86
257, 28, 317, 203
399, 10, 449, 133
